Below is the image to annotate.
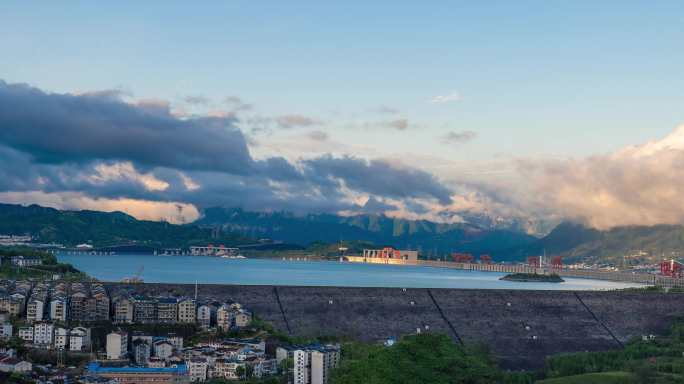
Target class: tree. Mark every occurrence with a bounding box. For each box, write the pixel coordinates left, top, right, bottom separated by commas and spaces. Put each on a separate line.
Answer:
330, 333, 500, 384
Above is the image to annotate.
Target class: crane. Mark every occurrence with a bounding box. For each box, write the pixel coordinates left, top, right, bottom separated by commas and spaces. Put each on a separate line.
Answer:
121, 265, 144, 283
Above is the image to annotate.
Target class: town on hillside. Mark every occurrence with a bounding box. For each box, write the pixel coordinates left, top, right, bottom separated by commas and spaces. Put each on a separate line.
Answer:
0, 279, 341, 384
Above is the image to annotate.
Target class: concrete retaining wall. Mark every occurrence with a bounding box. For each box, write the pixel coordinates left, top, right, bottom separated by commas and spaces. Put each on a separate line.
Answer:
107, 283, 684, 369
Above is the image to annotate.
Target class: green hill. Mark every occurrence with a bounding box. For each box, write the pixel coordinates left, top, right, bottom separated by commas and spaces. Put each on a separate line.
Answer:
499, 221, 684, 265
0, 203, 251, 248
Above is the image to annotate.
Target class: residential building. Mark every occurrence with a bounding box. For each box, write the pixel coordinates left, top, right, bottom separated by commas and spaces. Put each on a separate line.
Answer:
133, 339, 151, 366
50, 297, 68, 321
0, 323, 12, 340
133, 296, 157, 323
157, 298, 178, 323
153, 340, 174, 360
212, 358, 244, 380
235, 310, 252, 327
10, 255, 42, 267
0, 354, 32, 373
91, 285, 111, 321
178, 298, 196, 323
54, 327, 69, 349
86, 362, 189, 384
0, 295, 24, 316
106, 331, 128, 360
17, 326, 33, 342
26, 297, 45, 323
33, 321, 55, 346
293, 345, 340, 384
197, 304, 212, 329
69, 288, 89, 321
216, 304, 235, 331
187, 358, 208, 382
167, 335, 184, 350
148, 356, 166, 368
69, 327, 91, 351
113, 296, 134, 323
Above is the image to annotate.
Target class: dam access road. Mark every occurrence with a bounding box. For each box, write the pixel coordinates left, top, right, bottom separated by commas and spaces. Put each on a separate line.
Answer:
108, 283, 684, 369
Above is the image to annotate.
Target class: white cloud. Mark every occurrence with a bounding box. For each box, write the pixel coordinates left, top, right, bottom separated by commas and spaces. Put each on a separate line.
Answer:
89, 162, 169, 192
429, 91, 462, 104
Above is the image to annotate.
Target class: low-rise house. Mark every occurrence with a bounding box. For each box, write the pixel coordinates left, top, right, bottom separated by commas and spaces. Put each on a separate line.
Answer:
235, 310, 252, 327
0, 295, 24, 316
212, 358, 246, 380
147, 356, 166, 368
17, 326, 33, 342
0, 354, 32, 373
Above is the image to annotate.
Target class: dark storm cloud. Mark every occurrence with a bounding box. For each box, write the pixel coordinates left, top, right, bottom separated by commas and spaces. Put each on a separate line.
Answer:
0, 80, 457, 219
303, 156, 454, 205
0, 81, 253, 174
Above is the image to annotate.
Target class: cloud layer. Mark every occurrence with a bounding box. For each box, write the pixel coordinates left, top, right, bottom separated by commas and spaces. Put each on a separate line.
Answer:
521, 125, 684, 229
0, 80, 456, 222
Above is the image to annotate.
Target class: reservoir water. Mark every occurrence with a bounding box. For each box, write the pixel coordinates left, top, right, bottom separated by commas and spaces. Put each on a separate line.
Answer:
57, 253, 644, 291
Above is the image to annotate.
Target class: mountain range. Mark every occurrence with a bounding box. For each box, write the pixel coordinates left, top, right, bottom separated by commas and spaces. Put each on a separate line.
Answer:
1, 203, 682, 264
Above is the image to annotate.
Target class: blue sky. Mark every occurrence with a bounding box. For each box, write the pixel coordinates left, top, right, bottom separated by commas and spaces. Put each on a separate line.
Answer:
3, 2, 683, 158
1, 2, 684, 227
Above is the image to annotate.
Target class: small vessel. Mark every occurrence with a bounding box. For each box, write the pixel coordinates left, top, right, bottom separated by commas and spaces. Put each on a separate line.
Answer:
221, 254, 247, 259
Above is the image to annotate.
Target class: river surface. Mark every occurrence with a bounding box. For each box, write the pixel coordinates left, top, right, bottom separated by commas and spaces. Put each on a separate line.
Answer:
57, 253, 644, 290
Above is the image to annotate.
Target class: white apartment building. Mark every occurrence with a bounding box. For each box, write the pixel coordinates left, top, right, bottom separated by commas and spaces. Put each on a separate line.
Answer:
26, 299, 45, 323
0, 323, 12, 340
33, 322, 54, 346
17, 327, 33, 342
293, 345, 340, 384
69, 327, 90, 351
188, 358, 209, 382
54, 327, 69, 349
197, 305, 212, 329
106, 331, 128, 360
50, 298, 68, 321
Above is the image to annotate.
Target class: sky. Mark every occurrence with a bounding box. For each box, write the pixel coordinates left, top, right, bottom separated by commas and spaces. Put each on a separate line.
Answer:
0, 1, 683, 231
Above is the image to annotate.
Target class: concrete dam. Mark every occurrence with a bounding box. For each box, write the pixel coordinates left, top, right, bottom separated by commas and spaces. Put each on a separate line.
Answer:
108, 283, 684, 369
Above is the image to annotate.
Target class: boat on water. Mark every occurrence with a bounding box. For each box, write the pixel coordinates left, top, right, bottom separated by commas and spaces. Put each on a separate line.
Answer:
221, 254, 247, 259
